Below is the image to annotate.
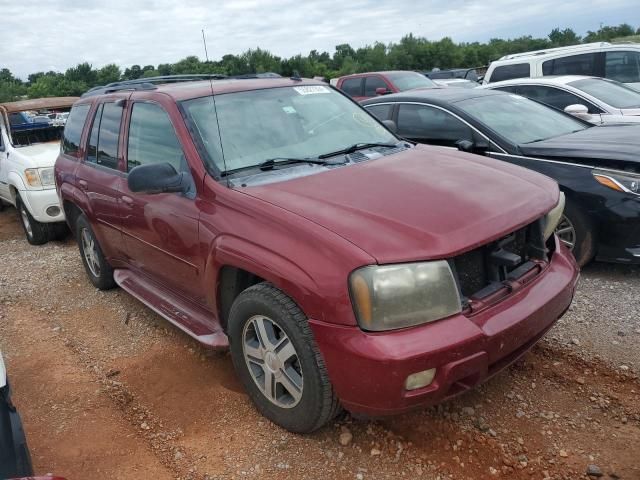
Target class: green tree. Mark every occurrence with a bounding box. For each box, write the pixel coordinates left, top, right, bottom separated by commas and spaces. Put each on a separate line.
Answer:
96, 64, 121, 85
549, 28, 581, 46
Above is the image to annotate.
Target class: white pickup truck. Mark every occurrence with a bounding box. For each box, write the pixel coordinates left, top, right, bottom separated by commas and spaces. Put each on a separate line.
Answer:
0, 97, 78, 244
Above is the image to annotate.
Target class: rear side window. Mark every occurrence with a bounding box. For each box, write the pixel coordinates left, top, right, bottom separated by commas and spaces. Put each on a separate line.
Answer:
86, 102, 123, 169
127, 103, 185, 172
489, 63, 530, 82
61, 104, 90, 156
542, 53, 597, 76
397, 104, 473, 147
341, 78, 363, 97
605, 51, 640, 83
366, 104, 393, 121
364, 76, 389, 96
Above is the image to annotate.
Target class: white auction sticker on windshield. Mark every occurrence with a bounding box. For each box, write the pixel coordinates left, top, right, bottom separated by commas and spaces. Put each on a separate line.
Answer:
293, 85, 331, 95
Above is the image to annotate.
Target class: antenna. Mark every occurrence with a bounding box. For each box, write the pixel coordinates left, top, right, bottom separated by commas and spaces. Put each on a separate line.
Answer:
202, 29, 229, 185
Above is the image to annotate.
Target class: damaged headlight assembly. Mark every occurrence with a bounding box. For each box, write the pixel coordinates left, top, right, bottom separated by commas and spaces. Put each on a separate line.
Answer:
349, 261, 462, 331
542, 191, 566, 241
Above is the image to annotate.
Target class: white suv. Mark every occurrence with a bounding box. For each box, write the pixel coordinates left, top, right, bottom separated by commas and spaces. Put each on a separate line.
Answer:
483, 42, 640, 91
0, 97, 77, 244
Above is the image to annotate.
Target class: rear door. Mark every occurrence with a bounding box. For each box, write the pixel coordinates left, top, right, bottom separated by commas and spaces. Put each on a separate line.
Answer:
75, 98, 127, 260
119, 97, 204, 305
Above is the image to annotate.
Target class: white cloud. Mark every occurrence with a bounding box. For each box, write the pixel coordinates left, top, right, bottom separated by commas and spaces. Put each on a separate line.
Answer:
0, 0, 636, 79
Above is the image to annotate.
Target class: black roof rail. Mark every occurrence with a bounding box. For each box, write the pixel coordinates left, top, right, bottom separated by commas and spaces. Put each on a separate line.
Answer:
82, 74, 228, 97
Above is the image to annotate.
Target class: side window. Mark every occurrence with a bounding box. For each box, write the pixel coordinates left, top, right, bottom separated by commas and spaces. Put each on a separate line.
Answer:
341, 78, 363, 97
517, 85, 601, 113
86, 104, 103, 164
397, 104, 473, 147
365, 104, 393, 121
61, 104, 90, 156
605, 51, 640, 83
364, 76, 389, 96
489, 63, 530, 82
542, 53, 597, 76
492, 86, 519, 94
86, 102, 123, 169
127, 102, 185, 173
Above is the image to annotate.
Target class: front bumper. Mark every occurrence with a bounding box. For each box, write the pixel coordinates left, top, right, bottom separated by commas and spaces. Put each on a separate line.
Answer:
17, 187, 65, 223
594, 196, 640, 264
310, 237, 579, 415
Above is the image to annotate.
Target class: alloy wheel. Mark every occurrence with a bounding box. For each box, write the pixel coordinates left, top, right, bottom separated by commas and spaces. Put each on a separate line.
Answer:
81, 228, 101, 277
555, 214, 576, 250
242, 315, 303, 408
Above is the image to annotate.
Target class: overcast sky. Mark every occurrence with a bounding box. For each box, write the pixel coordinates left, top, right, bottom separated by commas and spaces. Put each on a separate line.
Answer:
1, 0, 637, 79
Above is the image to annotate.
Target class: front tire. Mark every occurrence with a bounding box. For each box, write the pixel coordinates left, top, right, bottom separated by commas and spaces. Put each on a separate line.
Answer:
555, 197, 595, 267
228, 282, 339, 433
76, 214, 116, 290
15, 195, 49, 245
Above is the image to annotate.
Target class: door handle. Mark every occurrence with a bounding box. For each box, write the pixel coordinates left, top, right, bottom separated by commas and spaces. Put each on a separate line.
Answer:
78, 180, 88, 190
121, 195, 134, 205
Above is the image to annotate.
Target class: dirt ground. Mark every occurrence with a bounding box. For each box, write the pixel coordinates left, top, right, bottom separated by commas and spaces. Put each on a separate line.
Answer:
0, 206, 638, 480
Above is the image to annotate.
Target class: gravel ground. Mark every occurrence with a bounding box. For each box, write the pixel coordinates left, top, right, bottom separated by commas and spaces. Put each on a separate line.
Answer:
0, 206, 639, 480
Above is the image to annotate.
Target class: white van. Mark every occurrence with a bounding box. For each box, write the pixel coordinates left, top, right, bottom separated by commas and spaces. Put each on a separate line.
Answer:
483, 42, 640, 91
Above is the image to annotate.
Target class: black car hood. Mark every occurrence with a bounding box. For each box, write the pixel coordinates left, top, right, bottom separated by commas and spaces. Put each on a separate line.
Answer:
518, 124, 640, 165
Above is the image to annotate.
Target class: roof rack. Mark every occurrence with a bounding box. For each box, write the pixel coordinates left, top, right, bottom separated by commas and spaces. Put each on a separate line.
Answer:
498, 42, 611, 61
82, 74, 228, 97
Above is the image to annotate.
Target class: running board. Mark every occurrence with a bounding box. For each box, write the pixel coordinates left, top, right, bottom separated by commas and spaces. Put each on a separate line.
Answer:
113, 269, 229, 349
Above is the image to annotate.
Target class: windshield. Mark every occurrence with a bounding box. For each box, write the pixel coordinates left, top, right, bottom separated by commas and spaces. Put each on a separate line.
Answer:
456, 93, 589, 144
569, 78, 640, 109
386, 72, 437, 91
181, 85, 396, 173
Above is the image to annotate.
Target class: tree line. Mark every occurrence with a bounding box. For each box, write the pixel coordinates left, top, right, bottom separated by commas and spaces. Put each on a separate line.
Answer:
1, 23, 638, 102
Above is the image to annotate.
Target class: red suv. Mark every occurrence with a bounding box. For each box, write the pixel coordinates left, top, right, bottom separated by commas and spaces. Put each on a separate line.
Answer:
333, 70, 438, 101
55, 75, 578, 433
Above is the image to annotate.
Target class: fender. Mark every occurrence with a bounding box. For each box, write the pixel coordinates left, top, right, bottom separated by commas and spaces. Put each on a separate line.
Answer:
6, 172, 27, 206
59, 181, 95, 223
204, 234, 324, 322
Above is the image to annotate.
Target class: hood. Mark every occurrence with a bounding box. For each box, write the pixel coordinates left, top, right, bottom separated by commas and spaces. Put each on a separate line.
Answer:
519, 124, 640, 165
239, 145, 558, 264
12, 141, 61, 168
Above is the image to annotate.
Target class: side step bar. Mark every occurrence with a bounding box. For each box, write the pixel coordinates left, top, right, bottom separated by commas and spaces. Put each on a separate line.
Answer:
113, 269, 229, 349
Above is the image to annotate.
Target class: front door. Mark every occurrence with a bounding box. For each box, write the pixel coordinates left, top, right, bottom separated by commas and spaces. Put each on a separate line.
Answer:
119, 100, 203, 305
75, 99, 127, 260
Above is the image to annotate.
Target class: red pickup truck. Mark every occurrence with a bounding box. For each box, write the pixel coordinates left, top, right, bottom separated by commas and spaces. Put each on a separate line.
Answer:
332, 70, 438, 101
55, 75, 578, 433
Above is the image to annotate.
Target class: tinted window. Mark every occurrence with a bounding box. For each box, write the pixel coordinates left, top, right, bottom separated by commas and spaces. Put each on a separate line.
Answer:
516, 85, 600, 113
489, 63, 530, 82
542, 53, 597, 76
366, 104, 393, 121
385, 72, 437, 91
9, 113, 26, 126
457, 94, 588, 145
605, 51, 640, 83
127, 103, 185, 172
341, 78, 362, 97
364, 76, 389, 96
61, 104, 90, 156
492, 85, 518, 94
569, 78, 640, 109
86, 104, 103, 163
94, 103, 123, 169
397, 104, 473, 146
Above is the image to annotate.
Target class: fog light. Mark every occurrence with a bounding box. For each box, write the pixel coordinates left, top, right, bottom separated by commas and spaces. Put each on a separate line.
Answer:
405, 368, 437, 391
46, 206, 61, 217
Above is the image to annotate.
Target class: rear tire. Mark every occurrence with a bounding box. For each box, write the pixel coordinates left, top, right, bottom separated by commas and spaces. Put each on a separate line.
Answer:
76, 214, 116, 290
555, 197, 595, 267
15, 195, 49, 245
228, 282, 340, 433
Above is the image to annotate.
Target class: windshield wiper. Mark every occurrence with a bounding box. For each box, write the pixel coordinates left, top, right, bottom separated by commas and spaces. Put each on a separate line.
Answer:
318, 142, 399, 159
220, 156, 346, 177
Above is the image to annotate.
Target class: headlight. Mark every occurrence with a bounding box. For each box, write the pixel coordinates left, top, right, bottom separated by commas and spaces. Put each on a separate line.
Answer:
543, 192, 565, 241
24, 167, 55, 187
593, 170, 640, 196
349, 261, 462, 331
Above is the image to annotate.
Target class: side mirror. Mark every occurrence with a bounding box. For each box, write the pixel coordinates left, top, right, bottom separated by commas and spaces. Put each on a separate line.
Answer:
381, 119, 397, 133
375, 87, 391, 96
564, 104, 590, 119
456, 139, 489, 154
128, 162, 186, 194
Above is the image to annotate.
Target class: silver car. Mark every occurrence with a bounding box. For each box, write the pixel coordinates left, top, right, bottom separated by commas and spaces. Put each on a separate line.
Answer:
483, 75, 640, 125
